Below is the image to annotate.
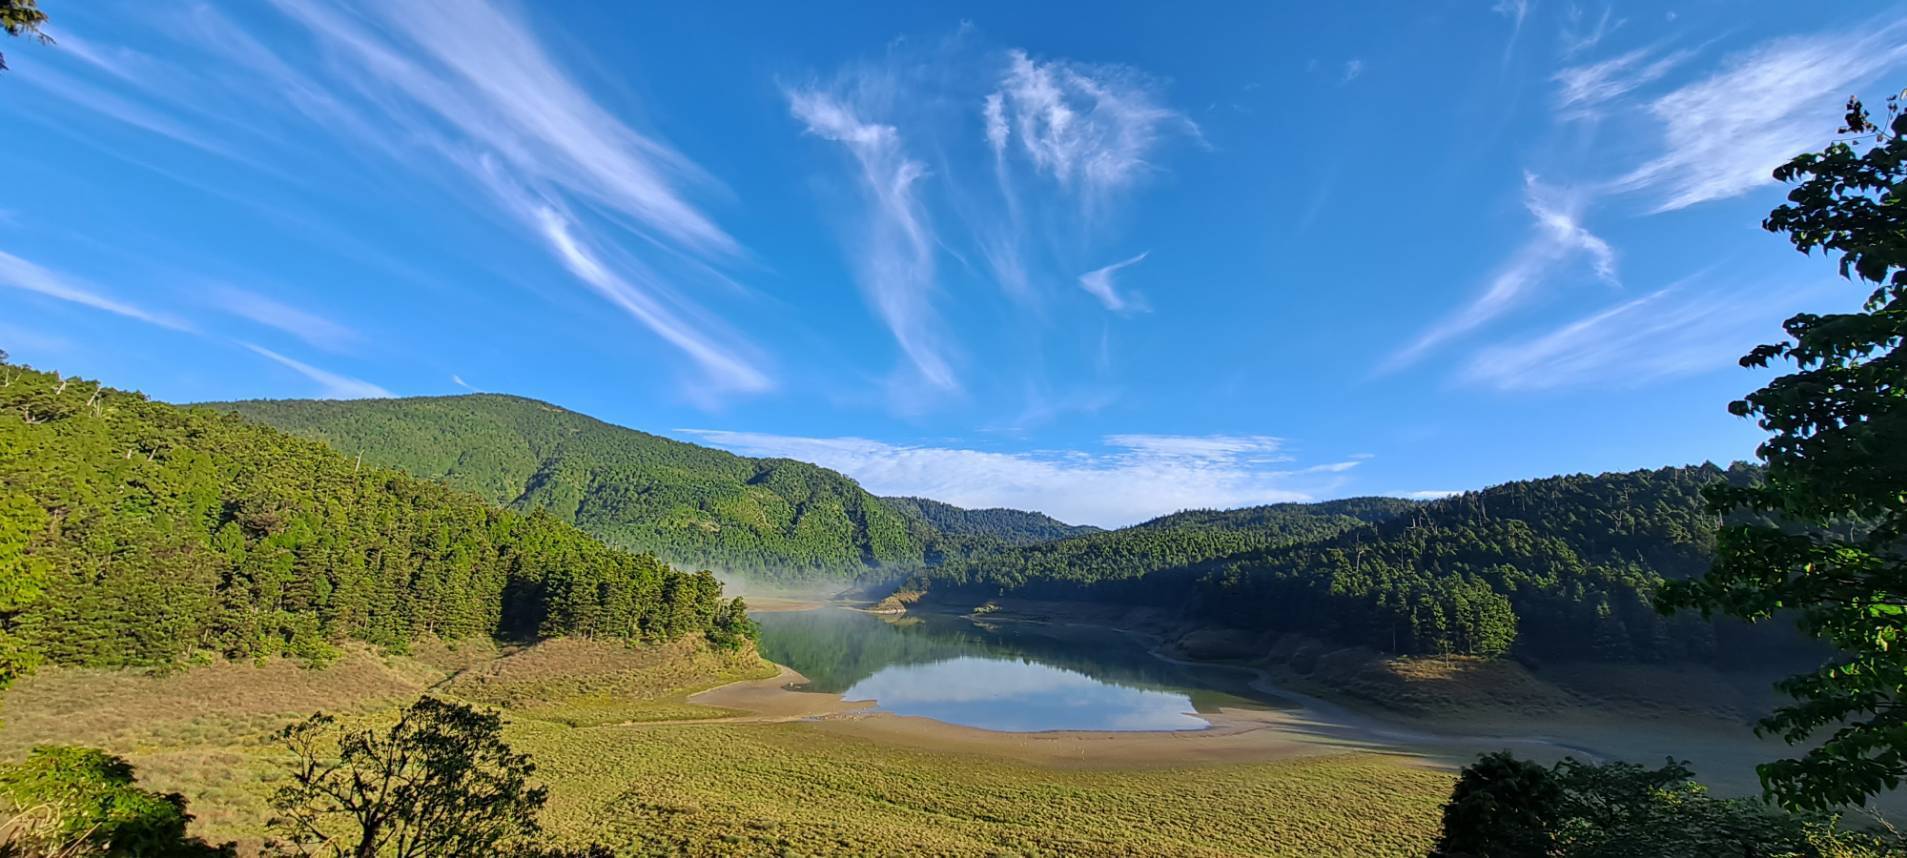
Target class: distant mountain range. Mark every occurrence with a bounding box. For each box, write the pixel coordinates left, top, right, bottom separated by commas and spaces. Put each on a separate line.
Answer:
210, 392, 1799, 669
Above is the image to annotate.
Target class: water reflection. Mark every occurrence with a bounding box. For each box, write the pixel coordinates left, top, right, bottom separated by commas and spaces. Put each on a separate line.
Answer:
754, 608, 1281, 732
844, 656, 1210, 731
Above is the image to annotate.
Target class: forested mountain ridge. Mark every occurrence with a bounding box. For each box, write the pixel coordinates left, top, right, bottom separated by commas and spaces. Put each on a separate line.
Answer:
881, 496, 1098, 544
902, 497, 1419, 594
901, 466, 1800, 668
0, 364, 752, 674
213, 394, 932, 581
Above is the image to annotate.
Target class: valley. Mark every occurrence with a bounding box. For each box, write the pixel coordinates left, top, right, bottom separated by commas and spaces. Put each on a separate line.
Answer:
0, 591, 1846, 855
2, 361, 1889, 854
4, 4, 1903, 853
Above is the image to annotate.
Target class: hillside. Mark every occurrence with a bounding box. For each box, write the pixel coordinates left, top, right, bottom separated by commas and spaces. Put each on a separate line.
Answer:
881, 496, 1098, 544
904, 497, 1417, 595
0, 363, 752, 674
211, 394, 932, 582
901, 466, 1806, 668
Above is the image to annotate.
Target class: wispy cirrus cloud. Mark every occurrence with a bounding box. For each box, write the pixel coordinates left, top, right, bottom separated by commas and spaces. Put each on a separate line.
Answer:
785, 34, 1197, 402
209, 285, 359, 353
0, 250, 194, 332
1458, 274, 1802, 391
1493, 0, 1531, 64
243, 343, 391, 399
1613, 20, 1907, 211
1560, 5, 1623, 58
676, 429, 1360, 528
1076, 252, 1148, 313
1553, 45, 1695, 116
990, 49, 1199, 203
34, 0, 771, 400
786, 85, 954, 391
270, 0, 737, 256
1384, 174, 1614, 371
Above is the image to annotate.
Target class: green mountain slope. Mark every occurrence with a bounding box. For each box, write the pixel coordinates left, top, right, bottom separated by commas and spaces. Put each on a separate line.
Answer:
905, 497, 1416, 594
881, 496, 1098, 544
0, 364, 751, 674
904, 466, 1802, 668
212, 395, 939, 581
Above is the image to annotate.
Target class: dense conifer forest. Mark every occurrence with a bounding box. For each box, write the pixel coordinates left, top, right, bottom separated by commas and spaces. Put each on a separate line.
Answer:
881, 496, 1098, 544
215, 396, 945, 581
0, 363, 753, 676
211, 393, 1810, 670
901, 466, 1805, 666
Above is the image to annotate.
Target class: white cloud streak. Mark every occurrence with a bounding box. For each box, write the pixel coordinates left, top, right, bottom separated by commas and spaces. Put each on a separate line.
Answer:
676, 429, 1355, 528
243, 343, 392, 399
1553, 45, 1694, 115
1560, 5, 1624, 58
787, 87, 955, 391
224, 0, 772, 394
1076, 252, 1148, 312
530, 204, 772, 393
1459, 276, 1792, 391
0, 250, 193, 331
1614, 22, 1907, 211
990, 50, 1197, 202
272, 0, 735, 256
1493, 0, 1530, 64
210, 285, 359, 352
1385, 174, 1614, 370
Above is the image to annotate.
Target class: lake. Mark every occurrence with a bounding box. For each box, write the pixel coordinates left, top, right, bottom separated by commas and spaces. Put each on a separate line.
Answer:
753, 607, 1287, 732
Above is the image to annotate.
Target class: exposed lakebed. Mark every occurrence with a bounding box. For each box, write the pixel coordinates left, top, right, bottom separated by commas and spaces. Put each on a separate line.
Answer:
753, 607, 1287, 732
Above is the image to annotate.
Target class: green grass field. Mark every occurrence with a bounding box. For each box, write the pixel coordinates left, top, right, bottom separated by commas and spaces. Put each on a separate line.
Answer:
0, 638, 1453, 856
519, 719, 1448, 856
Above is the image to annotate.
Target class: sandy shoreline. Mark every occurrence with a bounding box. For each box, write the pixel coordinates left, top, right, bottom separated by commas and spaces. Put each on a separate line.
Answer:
690, 602, 1838, 793
688, 661, 1392, 768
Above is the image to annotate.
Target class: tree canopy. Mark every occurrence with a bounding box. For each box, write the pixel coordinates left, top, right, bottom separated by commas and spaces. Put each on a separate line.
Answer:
0, 0, 48, 71
1432, 752, 1893, 857
269, 697, 566, 858
0, 362, 752, 675
902, 467, 1795, 664
1659, 89, 1907, 810
220, 396, 960, 582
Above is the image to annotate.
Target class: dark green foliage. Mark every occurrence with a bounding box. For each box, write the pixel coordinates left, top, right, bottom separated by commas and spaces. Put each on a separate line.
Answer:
268, 697, 596, 858
0, 0, 48, 71
904, 498, 1415, 596
904, 469, 1775, 662
1190, 467, 1748, 661
0, 492, 45, 698
214, 396, 933, 582
1434, 753, 1894, 857
0, 363, 752, 672
0, 745, 234, 857
1659, 91, 1907, 811
881, 496, 1098, 544
706, 597, 761, 652
1433, 752, 1564, 857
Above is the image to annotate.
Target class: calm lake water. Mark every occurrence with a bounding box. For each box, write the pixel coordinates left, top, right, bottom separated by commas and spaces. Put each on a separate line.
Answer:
753, 607, 1285, 732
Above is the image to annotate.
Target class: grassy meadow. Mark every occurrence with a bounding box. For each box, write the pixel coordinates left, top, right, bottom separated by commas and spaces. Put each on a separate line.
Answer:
0, 637, 1454, 856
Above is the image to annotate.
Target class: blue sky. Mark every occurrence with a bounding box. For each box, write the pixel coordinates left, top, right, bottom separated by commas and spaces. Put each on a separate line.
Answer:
4, 1, 1902, 527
